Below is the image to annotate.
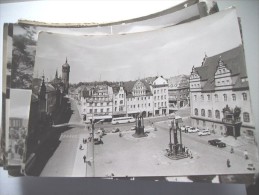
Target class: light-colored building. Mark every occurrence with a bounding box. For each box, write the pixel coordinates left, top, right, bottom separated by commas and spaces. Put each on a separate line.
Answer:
124, 80, 153, 117
190, 46, 255, 139
151, 76, 169, 116
81, 85, 113, 122
112, 85, 127, 118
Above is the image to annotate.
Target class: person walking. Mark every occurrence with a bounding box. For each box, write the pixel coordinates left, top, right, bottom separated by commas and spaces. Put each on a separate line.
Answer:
227, 159, 231, 168
244, 150, 248, 160
83, 155, 86, 163
79, 144, 83, 150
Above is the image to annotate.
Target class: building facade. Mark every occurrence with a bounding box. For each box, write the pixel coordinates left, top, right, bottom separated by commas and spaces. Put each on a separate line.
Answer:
190, 46, 255, 139
81, 85, 113, 122
124, 80, 153, 118
168, 75, 190, 113
112, 86, 127, 118
151, 76, 169, 116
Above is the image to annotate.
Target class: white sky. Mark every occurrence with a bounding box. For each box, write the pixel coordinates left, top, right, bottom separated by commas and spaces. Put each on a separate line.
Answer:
34, 8, 242, 84
9, 89, 31, 119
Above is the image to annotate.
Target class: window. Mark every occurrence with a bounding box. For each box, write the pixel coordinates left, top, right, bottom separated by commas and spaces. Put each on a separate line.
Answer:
208, 110, 212, 118
95, 103, 97, 106
115, 107, 117, 111
115, 101, 117, 105
155, 103, 157, 107
201, 95, 204, 101
207, 94, 211, 101
100, 103, 103, 106
94, 109, 97, 113
161, 95, 163, 100
194, 108, 198, 116
165, 102, 167, 107
101, 109, 103, 113
194, 95, 197, 101
154, 90, 156, 94
243, 112, 250, 122
164, 95, 166, 99
223, 94, 227, 101
215, 110, 220, 119
148, 103, 150, 107
107, 108, 109, 112
89, 109, 92, 113
214, 94, 218, 101
161, 102, 163, 106
201, 109, 205, 117
154, 96, 156, 101
120, 100, 123, 104
242, 93, 247, 101
164, 89, 166, 93
158, 96, 160, 100
232, 94, 236, 101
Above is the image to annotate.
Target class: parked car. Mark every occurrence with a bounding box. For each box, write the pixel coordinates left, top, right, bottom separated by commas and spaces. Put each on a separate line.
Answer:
180, 126, 186, 131
112, 128, 120, 133
188, 127, 198, 133
208, 139, 226, 148
185, 126, 191, 132
247, 163, 256, 171
198, 129, 211, 136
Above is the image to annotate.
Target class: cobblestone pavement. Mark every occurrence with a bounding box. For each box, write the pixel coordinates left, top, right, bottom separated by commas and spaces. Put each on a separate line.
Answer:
94, 121, 259, 177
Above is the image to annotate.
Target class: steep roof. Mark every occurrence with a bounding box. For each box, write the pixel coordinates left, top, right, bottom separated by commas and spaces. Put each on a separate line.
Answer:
123, 80, 152, 97
194, 45, 248, 92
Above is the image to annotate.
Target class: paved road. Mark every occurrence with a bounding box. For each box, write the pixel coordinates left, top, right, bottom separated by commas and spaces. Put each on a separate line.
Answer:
40, 100, 259, 177
94, 120, 259, 177
40, 98, 89, 177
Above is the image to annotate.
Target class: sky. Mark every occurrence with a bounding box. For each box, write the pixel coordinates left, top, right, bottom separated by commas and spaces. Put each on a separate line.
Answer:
10, 89, 31, 119
34, 8, 242, 84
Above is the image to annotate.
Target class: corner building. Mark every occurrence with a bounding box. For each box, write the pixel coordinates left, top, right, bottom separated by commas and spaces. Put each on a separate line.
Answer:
190, 46, 255, 139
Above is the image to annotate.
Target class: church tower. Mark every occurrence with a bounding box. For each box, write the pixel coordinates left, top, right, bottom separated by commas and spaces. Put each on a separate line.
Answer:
62, 58, 70, 94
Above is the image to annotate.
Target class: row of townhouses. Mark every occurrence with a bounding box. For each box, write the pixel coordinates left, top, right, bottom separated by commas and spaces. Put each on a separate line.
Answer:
79, 76, 170, 122
75, 45, 255, 139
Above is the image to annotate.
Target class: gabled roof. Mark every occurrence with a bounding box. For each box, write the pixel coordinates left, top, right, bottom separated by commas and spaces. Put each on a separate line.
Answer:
123, 79, 152, 97
194, 45, 248, 92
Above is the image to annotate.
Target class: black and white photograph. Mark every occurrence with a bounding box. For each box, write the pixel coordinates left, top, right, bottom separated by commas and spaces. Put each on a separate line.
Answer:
24, 8, 258, 177
4, 1, 208, 170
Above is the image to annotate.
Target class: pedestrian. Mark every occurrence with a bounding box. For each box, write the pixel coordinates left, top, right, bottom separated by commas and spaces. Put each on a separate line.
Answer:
83, 155, 86, 163
79, 144, 83, 150
244, 150, 248, 160
230, 147, 234, 153
189, 151, 193, 159
186, 149, 189, 157
227, 159, 231, 168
